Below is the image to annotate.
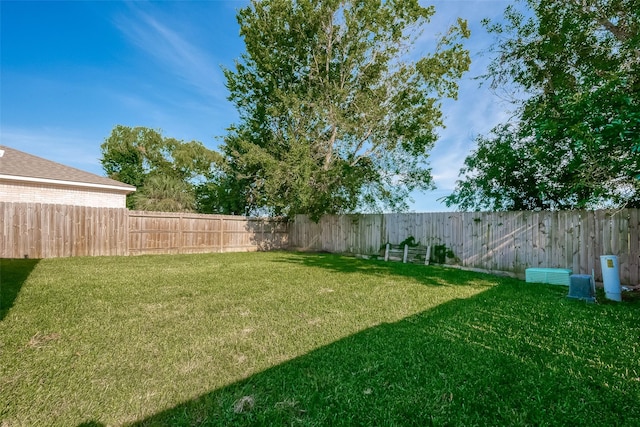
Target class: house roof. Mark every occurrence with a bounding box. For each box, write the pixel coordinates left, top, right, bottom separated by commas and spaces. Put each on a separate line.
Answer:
0, 145, 136, 193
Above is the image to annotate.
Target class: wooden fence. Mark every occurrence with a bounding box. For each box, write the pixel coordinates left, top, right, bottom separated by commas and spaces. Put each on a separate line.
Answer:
0, 202, 288, 259
290, 210, 640, 285
1, 203, 129, 258
128, 210, 288, 255
4, 202, 638, 285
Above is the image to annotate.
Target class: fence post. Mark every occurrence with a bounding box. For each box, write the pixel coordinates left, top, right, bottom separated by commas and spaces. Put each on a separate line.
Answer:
403, 244, 409, 263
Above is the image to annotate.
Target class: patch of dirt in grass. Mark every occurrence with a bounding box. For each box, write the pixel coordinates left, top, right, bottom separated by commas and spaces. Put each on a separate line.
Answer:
233, 395, 255, 413
141, 302, 165, 312
275, 398, 306, 417
240, 327, 254, 335
26, 332, 61, 349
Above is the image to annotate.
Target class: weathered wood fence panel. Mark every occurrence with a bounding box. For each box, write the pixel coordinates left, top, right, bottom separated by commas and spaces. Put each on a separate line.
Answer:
1, 202, 129, 258
291, 210, 640, 285
128, 211, 288, 255
1, 203, 288, 258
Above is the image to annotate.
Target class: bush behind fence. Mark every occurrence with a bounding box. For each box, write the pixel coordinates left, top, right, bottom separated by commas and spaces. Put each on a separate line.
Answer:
290, 211, 640, 285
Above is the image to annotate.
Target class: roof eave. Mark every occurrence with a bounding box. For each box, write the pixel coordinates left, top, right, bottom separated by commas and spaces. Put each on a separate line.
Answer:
0, 174, 136, 194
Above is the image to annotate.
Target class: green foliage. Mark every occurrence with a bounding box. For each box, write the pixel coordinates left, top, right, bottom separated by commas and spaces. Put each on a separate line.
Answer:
131, 175, 196, 212
222, 0, 470, 220
431, 244, 456, 264
447, 0, 640, 211
399, 235, 419, 247
194, 176, 252, 215
445, 123, 591, 211
100, 125, 221, 211
432, 244, 447, 264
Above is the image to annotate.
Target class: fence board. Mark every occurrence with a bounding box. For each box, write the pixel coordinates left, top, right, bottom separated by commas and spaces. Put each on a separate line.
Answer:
630, 209, 640, 285
616, 210, 630, 283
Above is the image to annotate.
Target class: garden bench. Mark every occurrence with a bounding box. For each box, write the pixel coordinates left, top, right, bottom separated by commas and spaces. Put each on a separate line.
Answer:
384, 243, 431, 265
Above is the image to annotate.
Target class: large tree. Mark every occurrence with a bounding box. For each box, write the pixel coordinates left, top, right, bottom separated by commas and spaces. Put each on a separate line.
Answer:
100, 125, 220, 211
446, 0, 640, 211
221, 0, 470, 220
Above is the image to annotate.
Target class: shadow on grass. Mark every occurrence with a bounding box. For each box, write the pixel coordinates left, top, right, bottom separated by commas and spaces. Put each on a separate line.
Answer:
0, 258, 39, 321
274, 251, 501, 288
130, 277, 640, 426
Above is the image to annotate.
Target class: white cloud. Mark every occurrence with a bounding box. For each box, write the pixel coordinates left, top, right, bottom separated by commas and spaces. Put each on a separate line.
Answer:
429, 74, 513, 191
402, 1, 515, 206
114, 4, 227, 102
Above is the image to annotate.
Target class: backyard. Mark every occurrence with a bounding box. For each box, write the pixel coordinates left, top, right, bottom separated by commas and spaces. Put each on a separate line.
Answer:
1, 252, 639, 426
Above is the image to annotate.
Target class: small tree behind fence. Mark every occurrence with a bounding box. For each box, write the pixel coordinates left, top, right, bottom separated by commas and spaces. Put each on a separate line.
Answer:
290, 210, 640, 285
0, 202, 288, 259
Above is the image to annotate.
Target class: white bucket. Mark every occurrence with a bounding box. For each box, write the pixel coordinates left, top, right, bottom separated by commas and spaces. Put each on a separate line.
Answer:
600, 255, 621, 302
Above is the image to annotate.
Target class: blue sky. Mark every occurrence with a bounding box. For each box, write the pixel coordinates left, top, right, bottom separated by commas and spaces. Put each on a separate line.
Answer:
1, 0, 511, 212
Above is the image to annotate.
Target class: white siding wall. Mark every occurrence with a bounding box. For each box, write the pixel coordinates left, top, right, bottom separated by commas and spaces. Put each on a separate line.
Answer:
0, 181, 128, 208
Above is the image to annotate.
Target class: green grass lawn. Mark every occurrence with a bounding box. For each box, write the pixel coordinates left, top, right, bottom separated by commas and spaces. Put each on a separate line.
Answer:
1, 252, 639, 426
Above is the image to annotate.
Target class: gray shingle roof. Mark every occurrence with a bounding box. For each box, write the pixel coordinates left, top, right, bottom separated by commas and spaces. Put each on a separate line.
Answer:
0, 145, 135, 191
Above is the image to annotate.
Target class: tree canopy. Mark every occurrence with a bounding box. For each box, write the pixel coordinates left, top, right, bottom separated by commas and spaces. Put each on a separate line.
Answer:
100, 125, 221, 211
446, 0, 640, 211
221, 0, 470, 220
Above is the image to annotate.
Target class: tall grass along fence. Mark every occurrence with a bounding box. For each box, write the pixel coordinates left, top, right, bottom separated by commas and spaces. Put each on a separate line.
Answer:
1, 202, 288, 259
290, 210, 640, 285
